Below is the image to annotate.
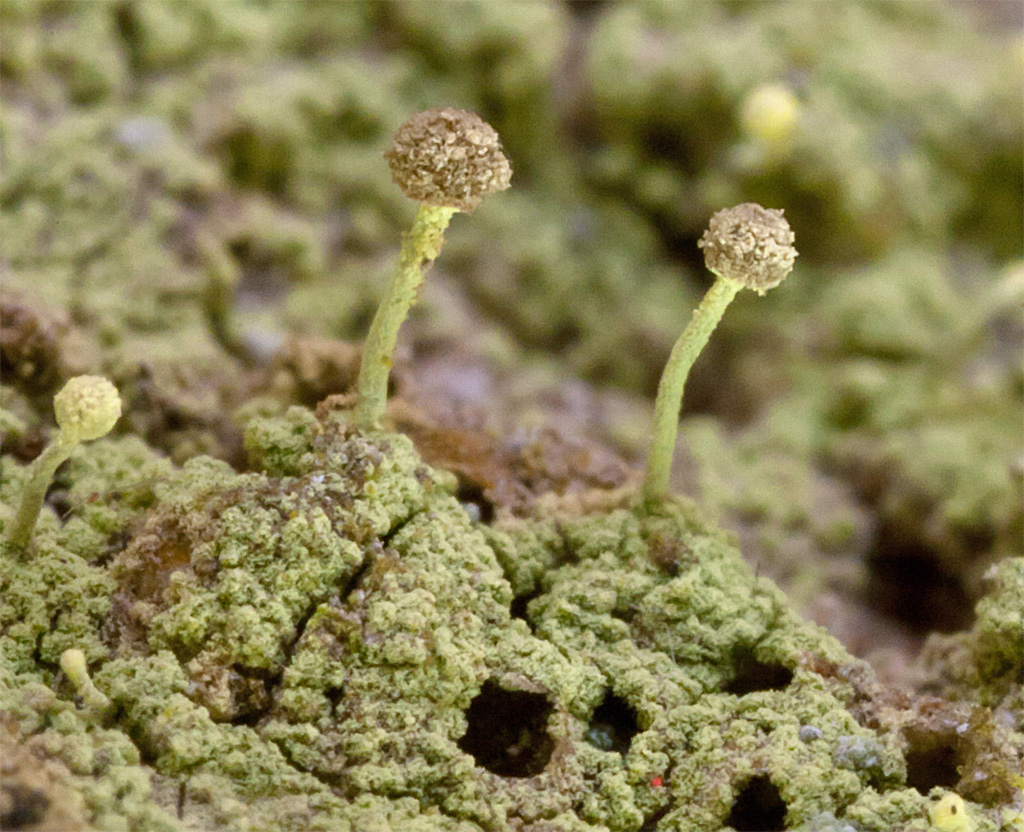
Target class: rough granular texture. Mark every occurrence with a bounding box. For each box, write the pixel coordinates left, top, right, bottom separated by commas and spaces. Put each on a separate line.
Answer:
384, 107, 512, 212
1, 408, 1020, 831
0, 4, 1019, 829
698, 203, 797, 295
53, 376, 121, 443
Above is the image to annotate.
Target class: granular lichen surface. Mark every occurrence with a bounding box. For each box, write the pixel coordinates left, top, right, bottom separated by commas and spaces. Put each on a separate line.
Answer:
2, 406, 1022, 831
1, 2, 1022, 831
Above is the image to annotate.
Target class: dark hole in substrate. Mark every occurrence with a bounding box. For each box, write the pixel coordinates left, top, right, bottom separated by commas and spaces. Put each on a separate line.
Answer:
457, 679, 555, 778
723, 648, 794, 696
326, 686, 345, 716
0, 784, 51, 829
585, 690, 639, 756
510, 586, 542, 626
726, 776, 787, 832
45, 486, 73, 522
639, 802, 674, 832
456, 479, 495, 525
865, 534, 974, 635
904, 727, 961, 794
564, 0, 608, 20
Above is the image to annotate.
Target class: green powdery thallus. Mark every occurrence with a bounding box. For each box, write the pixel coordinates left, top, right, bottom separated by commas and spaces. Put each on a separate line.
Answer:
7, 375, 122, 551
353, 107, 512, 431
642, 203, 797, 511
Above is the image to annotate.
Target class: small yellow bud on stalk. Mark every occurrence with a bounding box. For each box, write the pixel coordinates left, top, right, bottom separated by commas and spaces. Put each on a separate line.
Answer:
6, 376, 121, 551
53, 374, 122, 443
60, 648, 113, 717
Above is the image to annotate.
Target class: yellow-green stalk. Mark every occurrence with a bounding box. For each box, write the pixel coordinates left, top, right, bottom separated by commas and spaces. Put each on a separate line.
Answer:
642, 203, 797, 511
7, 375, 121, 551
353, 107, 512, 431
198, 232, 248, 361
60, 648, 113, 718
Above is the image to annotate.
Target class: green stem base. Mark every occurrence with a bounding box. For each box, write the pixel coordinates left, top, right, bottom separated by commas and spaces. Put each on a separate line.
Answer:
642, 276, 741, 511
353, 204, 457, 431
8, 435, 74, 551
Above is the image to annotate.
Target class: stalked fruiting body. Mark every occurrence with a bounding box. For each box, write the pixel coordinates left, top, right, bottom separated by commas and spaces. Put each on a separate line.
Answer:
642, 204, 797, 511
6, 375, 121, 550
353, 108, 511, 431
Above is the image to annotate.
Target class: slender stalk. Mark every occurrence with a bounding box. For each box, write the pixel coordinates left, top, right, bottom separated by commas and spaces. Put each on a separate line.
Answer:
61, 648, 113, 720
353, 204, 457, 430
642, 276, 741, 510
200, 236, 248, 362
6, 375, 119, 551
8, 435, 75, 550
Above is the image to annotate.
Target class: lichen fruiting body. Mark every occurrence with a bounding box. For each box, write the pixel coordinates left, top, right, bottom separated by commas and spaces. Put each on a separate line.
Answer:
352, 108, 511, 431
642, 203, 796, 510
7, 375, 121, 550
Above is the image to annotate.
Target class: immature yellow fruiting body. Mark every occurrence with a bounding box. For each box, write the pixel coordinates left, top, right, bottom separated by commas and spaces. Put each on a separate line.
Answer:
929, 793, 973, 832
6, 376, 121, 551
740, 83, 799, 149
353, 108, 511, 431
60, 648, 113, 717
53, 375, 122, 444
642, 204, 796, 511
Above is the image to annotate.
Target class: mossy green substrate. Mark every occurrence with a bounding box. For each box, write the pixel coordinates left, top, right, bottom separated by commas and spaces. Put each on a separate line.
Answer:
1, 7, 1021, 827
2, 408, 1020, 831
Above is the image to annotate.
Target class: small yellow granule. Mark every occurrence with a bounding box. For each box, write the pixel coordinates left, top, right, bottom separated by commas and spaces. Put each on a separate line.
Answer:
740, 83, 799, 147
929, 793, 973, 832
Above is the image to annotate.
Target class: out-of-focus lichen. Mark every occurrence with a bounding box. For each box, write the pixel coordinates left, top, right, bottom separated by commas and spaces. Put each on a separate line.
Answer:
4, 0, 1017, 453
918, 558, 1024, 719
586, 1, 1022, 261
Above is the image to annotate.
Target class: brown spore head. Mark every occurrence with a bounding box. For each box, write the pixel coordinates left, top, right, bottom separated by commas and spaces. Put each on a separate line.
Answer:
698, 202, 797, 294
384, 107, 512, 212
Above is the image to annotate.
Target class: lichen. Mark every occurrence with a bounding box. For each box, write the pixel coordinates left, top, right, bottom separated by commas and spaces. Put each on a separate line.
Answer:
4, 405, 1019, 830
0, 2, 1020, 830
918, 557, 1024, 717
